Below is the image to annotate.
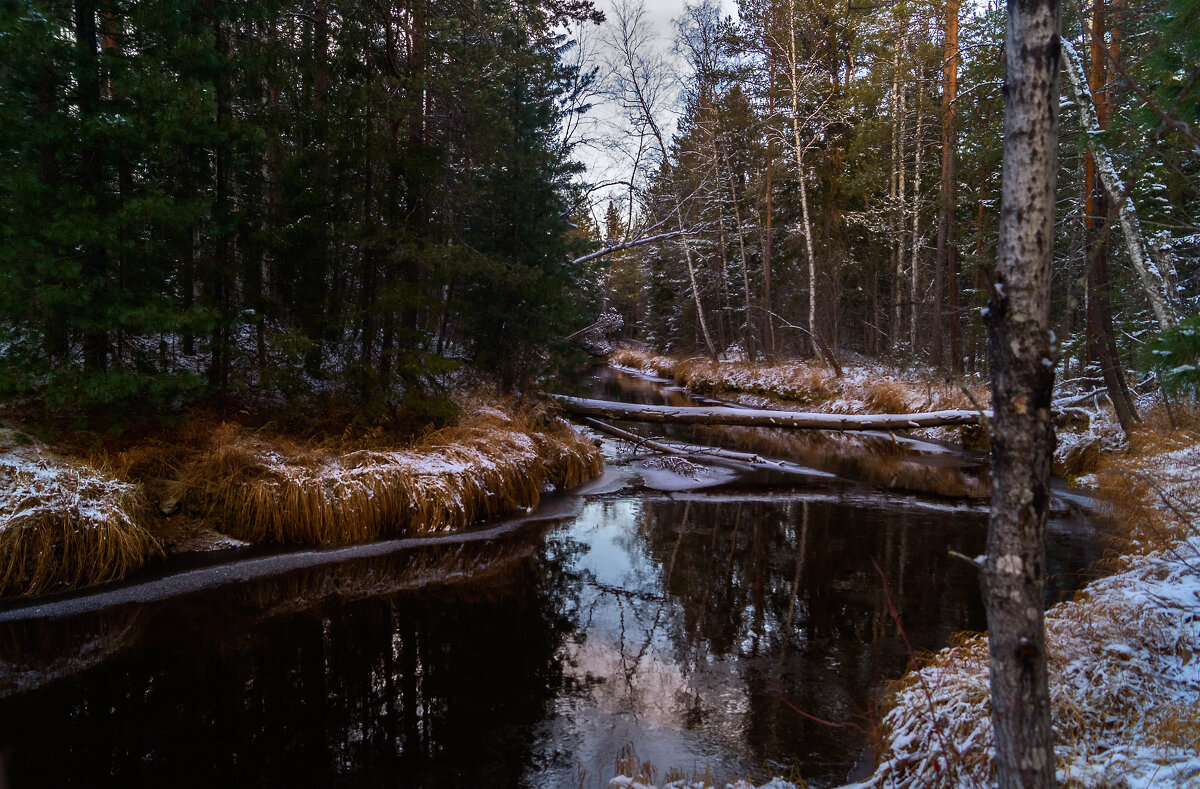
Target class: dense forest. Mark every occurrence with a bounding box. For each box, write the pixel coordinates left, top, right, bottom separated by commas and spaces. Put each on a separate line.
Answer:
590, 0, 1199, 411
1, 0, 1198, 424
0, 0, 606, 421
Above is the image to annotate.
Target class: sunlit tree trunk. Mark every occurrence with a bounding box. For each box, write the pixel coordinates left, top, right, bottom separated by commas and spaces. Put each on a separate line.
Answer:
936, 0, 961, 372
983, 0, 1060, 783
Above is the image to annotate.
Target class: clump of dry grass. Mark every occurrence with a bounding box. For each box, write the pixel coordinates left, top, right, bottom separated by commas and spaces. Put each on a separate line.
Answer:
0, 434, 161, 597
610, 347, 982, 416
181, 400, 602, 545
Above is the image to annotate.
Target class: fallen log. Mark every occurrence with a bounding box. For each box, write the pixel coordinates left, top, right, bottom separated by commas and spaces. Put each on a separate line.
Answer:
551, 395, 988, 431
579, 417, 833, 477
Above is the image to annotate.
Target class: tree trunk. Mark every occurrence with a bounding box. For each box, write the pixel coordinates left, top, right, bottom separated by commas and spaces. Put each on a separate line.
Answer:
982, 0, 1060, 783
890, 40, 901, 348
936, 0, 961, 372
720, 141, 755, 359
762, 47, 777, 358
1061, 39, 1178, 330
897, 32, 909, 351
1083, 0, 1138, 433
551, 396, 984, 430
910, 67, 925, 354
76, 0, 108, 375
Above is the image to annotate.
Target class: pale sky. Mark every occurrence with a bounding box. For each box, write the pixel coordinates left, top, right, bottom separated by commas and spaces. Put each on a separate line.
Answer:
573, 0, 735, 224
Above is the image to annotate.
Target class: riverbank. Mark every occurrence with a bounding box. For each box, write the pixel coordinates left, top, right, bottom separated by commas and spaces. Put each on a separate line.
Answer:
607, 349, 1199, 787
859, 423, 1200, 787
0, 397, 602, 598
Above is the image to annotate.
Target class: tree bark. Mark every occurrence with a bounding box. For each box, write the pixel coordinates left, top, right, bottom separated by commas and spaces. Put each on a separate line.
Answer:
936, 0, 961, 372
982, 0, 1060, 783
1061, 39, 1178, 331
551, 396, 985, 430
910, 66, 925, 354
1083, 0, 1138, 434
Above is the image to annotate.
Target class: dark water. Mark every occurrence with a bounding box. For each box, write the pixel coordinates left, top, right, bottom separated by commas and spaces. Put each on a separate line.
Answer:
0, 367, 1105, 788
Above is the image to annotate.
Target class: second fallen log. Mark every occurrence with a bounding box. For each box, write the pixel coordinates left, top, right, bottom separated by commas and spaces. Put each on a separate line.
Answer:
551, 396, 987, 431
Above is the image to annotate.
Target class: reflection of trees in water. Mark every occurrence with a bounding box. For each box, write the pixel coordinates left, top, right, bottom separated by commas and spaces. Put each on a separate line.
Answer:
632, 497, 990, 783
0, 536, 586, 787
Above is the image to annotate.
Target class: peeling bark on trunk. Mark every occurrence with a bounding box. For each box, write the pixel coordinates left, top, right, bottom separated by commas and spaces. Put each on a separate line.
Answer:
982, 0, 1060, 784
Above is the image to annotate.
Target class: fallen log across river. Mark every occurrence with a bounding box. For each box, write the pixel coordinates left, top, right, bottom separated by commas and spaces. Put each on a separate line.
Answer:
550, 395, 989, 431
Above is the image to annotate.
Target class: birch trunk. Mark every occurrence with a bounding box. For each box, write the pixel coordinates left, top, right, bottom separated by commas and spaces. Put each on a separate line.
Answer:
983, 0, 1060, 783
910, 70, 925, 353
1062, 39, 1178, 330
891, 43, 902, 346
787, 0, 820, 355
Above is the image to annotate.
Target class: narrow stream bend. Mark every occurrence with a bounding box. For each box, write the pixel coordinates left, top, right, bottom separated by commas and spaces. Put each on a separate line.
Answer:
0, 366, 1106, 788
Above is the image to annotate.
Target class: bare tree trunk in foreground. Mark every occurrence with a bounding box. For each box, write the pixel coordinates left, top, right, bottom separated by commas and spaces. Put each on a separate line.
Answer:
982, 0, 1060, 784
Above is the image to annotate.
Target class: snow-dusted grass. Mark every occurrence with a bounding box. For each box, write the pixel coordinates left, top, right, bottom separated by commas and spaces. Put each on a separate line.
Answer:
858, 406, 1200, 788
0, 431, 161, 597
609, 349, 985, 417
184, 400, 603, 544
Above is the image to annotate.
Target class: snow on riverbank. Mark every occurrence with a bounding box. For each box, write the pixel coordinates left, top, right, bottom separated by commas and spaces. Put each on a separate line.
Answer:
0, 430, 160, 596
608, 349, 1200, 786
856, 430, 1200, 787
0, 398, 603, 595
609, 349, 985, 416
191, 402, 604, 544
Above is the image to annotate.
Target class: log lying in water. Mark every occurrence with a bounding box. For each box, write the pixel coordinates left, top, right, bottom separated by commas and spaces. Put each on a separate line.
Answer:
579, 417, 838, 478
551, 395, 988, 431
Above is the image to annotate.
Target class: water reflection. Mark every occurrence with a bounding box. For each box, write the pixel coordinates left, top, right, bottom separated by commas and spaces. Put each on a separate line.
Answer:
0, 532, 583, 788
0, 367, 1105, 788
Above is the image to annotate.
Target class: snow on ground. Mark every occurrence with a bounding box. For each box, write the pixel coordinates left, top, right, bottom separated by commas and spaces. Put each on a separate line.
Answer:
635, 455, 740, 491
855, 427, 1200, 787
0, 430, 143, 539
607, 773, 806, 789
609, 350, 987, 445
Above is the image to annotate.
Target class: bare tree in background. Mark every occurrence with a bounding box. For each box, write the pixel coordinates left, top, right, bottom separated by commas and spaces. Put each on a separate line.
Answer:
603, 0, 718, 359
982, 0, 1060, 783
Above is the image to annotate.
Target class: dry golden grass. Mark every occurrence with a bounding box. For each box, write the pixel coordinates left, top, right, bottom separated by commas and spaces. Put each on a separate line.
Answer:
0, 442, 161, 597
610, 348, 982, 415
1093, 403, 1200, 552
179, 399, 602, 545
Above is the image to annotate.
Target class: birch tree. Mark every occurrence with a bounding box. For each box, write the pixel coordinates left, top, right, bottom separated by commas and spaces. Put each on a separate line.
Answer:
1062, 38, 1180, 331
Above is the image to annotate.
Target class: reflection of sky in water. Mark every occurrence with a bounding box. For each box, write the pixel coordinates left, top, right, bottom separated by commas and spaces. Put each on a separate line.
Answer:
528, 497, 756, 787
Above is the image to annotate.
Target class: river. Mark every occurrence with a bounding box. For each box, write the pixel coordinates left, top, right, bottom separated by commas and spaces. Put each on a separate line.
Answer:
0, 366, 1105, 787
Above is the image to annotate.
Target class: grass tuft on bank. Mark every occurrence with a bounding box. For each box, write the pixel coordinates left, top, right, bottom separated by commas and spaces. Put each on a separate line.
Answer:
0, 431, 161, 597
180, 399, 602, 545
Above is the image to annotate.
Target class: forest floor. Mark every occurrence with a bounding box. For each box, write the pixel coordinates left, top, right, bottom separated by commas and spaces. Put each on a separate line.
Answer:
607, 348, 1200, 788
0, 394, 602, 598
